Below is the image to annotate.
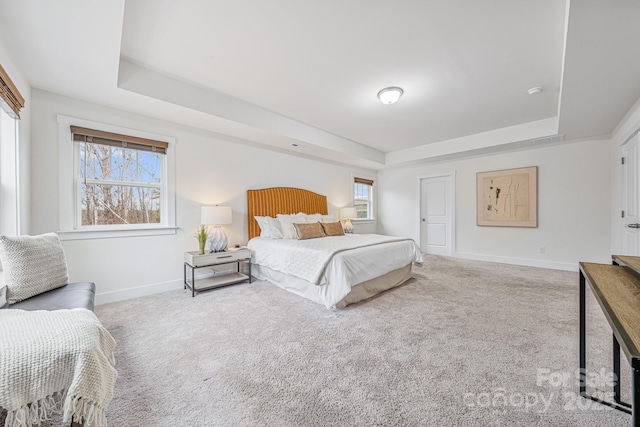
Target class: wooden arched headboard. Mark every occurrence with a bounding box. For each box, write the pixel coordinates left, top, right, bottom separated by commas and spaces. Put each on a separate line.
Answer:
247, 187, 328, 240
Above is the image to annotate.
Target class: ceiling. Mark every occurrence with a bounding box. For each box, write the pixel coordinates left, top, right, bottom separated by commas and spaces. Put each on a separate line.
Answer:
1, 0, 639, 169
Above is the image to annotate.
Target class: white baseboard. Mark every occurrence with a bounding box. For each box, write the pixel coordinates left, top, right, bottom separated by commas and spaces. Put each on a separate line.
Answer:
94, 266, 252, 306
95, 278, 184, 306
96, 255, 576, 305
452, 252, 577, 272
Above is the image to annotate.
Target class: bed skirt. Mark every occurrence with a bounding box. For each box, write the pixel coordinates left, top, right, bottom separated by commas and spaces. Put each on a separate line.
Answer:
252, 263, 413, 308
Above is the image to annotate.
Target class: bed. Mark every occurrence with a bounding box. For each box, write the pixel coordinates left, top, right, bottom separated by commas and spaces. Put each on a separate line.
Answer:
246, 187, 423, 308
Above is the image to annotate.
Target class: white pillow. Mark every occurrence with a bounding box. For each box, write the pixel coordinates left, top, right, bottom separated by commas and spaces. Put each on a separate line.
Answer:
305, 213, 322, 223
255, 216, 272, 239
322, 213, 338, 223
0, 233, 69, 304
254, 216, 284, 239
266, 217, 284, 239
277, 213, 307, 239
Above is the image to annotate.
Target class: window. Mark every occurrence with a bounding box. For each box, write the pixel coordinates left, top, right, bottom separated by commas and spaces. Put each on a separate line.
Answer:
353, 177, 374, 220
73, 126, 166, 227
0, 63, 24, 236
0, 107, 20, 235
0, 63, 25, 120
58, 116, 176, 240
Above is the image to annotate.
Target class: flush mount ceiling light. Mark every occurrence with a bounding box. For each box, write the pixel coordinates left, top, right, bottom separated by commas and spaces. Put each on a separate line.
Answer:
527, 86, 543, 95
377, 87, 403, 104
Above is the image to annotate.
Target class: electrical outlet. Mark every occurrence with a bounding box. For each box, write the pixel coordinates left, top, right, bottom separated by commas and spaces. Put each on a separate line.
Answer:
538, 246, 546, 254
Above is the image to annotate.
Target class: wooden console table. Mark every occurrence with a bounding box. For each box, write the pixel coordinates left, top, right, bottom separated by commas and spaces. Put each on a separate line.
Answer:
579, 255, 640, 425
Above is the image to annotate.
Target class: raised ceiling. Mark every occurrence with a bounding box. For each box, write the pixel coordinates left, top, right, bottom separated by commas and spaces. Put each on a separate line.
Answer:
1, 0, 639, 169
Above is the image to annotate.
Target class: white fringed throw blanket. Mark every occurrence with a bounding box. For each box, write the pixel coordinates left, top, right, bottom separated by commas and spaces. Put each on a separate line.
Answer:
0, 309, 117, 427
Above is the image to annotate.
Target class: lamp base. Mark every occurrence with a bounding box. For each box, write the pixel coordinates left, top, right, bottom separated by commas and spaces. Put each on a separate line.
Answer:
343, 219, 354, 234
208, 226, 228, 252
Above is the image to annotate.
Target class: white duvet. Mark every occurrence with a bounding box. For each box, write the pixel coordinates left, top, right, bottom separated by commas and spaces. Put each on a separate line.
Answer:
248, 234, 423, 306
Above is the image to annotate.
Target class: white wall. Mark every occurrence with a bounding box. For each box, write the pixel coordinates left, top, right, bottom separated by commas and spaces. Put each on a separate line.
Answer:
377, 139, 612, 270
31, 89, 376, 303
0, 37, 31, 235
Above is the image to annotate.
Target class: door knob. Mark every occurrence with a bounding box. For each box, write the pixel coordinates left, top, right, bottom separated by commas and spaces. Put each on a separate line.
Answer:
422, 218, 426, 222
627, 223, 640, 228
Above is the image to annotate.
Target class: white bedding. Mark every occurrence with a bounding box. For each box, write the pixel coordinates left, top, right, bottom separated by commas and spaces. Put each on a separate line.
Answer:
248, 234, 423, 307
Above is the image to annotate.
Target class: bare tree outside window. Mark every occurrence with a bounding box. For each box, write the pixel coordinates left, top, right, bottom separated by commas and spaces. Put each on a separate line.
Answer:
79, 142, 162, 225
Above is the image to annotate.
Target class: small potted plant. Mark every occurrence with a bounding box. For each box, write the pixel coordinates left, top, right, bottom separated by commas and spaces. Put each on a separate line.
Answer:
195, 225, 209, 255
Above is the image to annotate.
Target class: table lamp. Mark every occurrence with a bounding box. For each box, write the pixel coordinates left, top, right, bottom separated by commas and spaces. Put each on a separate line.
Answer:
201, 205, 232, 252
340, 207, 357, 234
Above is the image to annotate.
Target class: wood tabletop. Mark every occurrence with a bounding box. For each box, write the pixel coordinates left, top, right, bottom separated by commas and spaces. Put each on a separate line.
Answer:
612, 254, 640, 276
580, 262, 640, 366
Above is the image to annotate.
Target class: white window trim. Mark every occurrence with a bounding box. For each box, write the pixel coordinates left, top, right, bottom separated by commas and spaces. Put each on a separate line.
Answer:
57, 115, 176, 240
351, 172, 376, 222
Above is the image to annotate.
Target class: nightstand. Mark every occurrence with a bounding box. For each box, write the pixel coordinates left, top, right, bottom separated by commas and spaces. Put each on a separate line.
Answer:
183, 248, 251, 297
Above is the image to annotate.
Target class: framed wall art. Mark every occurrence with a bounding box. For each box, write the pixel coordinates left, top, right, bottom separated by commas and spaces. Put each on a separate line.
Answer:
476, 166, 537, 227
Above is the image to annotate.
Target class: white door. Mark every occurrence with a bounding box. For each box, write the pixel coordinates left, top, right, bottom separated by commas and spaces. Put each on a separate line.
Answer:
622, 134, 640, 255
420, 174, 454, 255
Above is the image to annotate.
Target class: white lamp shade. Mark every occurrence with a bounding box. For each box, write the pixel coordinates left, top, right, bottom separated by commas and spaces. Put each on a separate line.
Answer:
201, 206, 232, 225
340, 207, 357, 219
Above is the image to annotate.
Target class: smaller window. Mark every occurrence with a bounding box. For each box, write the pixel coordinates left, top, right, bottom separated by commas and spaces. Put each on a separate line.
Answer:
353, 177, 374, 220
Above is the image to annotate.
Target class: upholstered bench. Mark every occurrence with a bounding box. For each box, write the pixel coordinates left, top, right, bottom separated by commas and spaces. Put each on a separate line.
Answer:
0, 282, 96, 311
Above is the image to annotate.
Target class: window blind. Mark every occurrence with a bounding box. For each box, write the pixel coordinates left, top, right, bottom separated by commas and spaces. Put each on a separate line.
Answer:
71, 126, 168, 154
354, 177, 374, 186
0, 64, 25, 119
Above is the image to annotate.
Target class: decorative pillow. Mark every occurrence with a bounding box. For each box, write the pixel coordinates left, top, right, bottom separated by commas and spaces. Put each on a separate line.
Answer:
0, 233, 69, 304
266, 217, 284, 239
277, 213, 307, 239
294, 222, 326, 240
305, 213, 323, 223
0, 284, 6, 307
255, 216, 273, 238
321, 221, 345, 236
322, 213, 339, 223
254, 216, 284, 239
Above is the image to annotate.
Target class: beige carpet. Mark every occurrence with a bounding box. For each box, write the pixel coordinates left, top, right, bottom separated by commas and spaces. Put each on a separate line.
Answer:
55, 255, 634, 425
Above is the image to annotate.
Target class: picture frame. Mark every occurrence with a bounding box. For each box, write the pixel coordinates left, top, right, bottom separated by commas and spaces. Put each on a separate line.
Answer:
476, 166, 537, 227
